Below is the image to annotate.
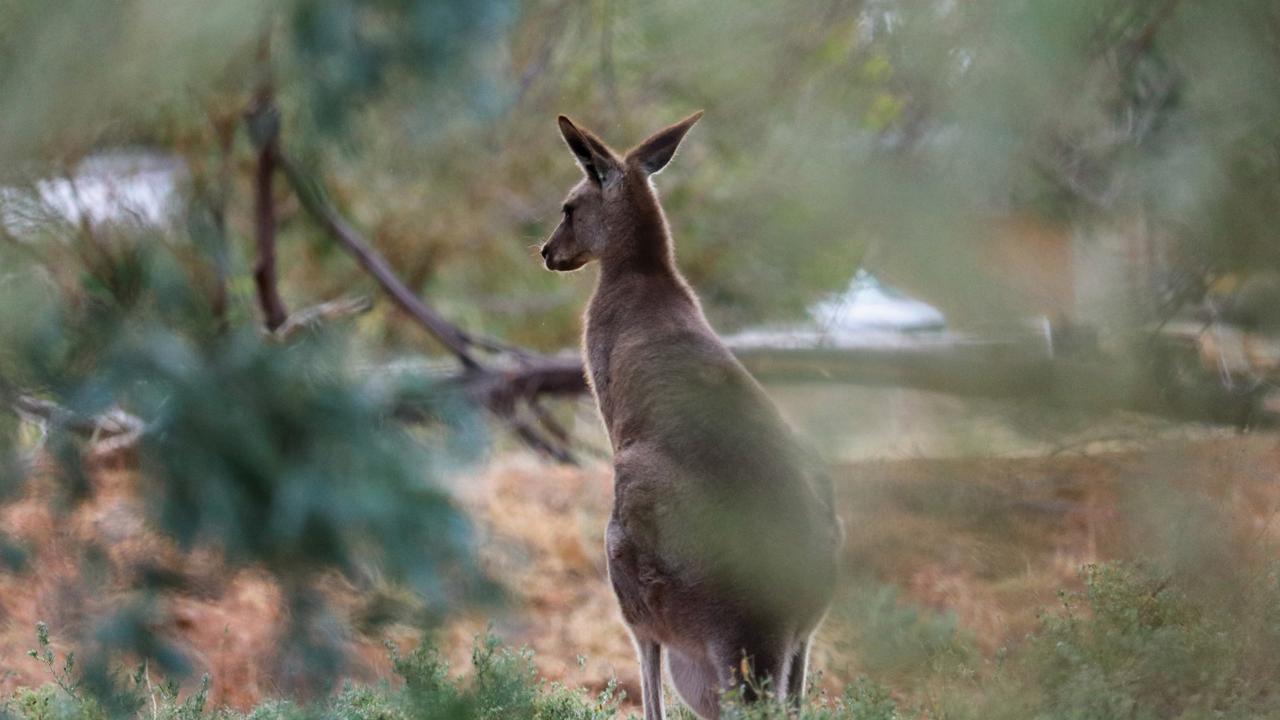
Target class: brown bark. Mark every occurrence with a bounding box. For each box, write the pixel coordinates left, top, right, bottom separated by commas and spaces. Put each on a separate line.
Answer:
251, 122, 288, 332
247, 30, 289, 333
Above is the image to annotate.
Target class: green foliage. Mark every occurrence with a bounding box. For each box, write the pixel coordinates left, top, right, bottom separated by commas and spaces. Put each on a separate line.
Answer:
387, 633, 623, 720
835, 678, 901, 720
961, 562, 1280, 720
834, 581, 975, 681
5, 629, 623, 720
700, 561, 1280, 719
288, 0, 518, 134
2, 0, 1279, 343
7, 239, 491, 593
0, 234, 492, 686
4, 685, 101, 720
112, 327, 486, 605
1027, 563, 1277, 719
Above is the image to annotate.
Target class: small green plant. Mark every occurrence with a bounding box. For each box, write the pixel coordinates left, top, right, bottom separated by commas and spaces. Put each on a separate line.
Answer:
27, 622, 80, 700
7, 625, 624, 720
389, 632, 624, 720
837, 677, 900, 720
7, 623, 214, 720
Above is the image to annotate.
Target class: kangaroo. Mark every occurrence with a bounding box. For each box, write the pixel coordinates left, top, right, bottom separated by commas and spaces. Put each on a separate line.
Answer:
540, 112, 842, 720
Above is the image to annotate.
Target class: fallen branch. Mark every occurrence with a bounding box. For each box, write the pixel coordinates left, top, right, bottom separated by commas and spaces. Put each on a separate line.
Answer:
10, 393, 146, 456
447, 334, 1273, 431
7, 330, 1270, 469
12, 395, 139, 437
733, 339, 1273, 427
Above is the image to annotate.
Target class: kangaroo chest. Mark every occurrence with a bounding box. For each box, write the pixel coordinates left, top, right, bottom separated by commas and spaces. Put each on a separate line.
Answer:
583, 279, 662, 445
582, 303, 620, 439
583, 270, 704, 448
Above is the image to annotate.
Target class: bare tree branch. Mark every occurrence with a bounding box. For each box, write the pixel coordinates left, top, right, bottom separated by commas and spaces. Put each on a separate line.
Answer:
273, 151, 585, 460
277, 154, 482, 370
249, 111, 287, 331
505, 411, 577, 464
247, 37, 289, 332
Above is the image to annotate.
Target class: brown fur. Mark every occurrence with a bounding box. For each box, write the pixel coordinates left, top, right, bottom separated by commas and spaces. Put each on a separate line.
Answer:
541, 113, 841, 720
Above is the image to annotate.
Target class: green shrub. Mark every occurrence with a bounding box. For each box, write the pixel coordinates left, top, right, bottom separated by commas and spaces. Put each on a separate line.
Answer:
389, 634, 623, 720
4, 627, 622, 720
962, 562, 1280, 720
833, 580, 976, 684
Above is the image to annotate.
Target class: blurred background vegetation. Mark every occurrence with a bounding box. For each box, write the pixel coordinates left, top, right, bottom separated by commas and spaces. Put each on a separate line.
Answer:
2, 0, 1280, 718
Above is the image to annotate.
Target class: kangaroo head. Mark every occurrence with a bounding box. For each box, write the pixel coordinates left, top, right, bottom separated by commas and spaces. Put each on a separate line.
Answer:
540, 111, 703, 272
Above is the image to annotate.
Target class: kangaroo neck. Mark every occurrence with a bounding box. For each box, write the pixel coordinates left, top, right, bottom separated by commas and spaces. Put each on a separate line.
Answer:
599, 179, 678, 277
593, 224, 691, 307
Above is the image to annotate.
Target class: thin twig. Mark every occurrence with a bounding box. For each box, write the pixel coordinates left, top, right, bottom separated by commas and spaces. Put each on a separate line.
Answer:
273, 295, 374, 340
144, 662, 159, 720
456, 329, 544, 362
527, 396, 571, 445
505, 411, 577, 465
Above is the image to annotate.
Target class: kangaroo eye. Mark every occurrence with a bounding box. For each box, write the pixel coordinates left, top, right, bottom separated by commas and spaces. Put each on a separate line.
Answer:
562, 205, 573, 219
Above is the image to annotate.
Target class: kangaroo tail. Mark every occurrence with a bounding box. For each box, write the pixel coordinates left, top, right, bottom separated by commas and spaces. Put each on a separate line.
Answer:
668, 650, 722, 719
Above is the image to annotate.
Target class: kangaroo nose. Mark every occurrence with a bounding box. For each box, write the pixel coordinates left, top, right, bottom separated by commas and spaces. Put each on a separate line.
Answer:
540, 246, 551, 260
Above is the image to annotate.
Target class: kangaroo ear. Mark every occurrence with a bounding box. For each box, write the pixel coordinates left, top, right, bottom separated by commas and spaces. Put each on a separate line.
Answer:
558, 115, 621, 188
627, 111, 703, 176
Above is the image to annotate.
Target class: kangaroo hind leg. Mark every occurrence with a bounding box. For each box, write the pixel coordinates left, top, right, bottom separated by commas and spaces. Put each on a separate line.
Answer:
639, 639, 666, 720
785, 638, 811, 711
